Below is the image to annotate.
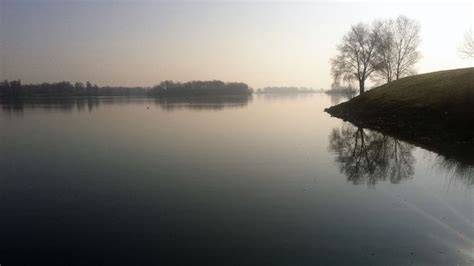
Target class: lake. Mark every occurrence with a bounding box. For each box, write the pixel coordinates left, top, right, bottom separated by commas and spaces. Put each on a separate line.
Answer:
0, 94, 473, 265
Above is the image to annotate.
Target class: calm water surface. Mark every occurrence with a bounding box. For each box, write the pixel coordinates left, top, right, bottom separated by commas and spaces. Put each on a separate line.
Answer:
1, 94, 473, 265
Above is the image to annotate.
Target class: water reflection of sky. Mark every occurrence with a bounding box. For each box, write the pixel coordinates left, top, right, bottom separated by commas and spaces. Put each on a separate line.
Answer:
0, 94, 472, 265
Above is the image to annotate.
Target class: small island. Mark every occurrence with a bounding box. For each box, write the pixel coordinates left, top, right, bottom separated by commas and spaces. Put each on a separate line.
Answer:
325, 67, 474, 162
148, 80, 252, 97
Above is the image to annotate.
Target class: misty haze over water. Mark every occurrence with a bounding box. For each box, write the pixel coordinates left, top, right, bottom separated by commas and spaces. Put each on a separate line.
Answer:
1, 94, 472, 265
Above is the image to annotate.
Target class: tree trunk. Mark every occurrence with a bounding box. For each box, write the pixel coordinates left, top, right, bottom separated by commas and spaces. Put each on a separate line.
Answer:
359, 80, 365, 94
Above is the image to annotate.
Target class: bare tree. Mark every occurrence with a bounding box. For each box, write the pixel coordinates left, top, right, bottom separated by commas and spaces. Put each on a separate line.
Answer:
331, 22, 381, 94
392, 16, 421, 80
459, 29, 474, 59
372, 20, 396, 83
374, 16, 421, 82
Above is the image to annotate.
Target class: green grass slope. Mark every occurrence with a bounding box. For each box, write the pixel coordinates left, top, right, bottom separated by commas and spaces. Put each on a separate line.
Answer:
326, 67, 474, 160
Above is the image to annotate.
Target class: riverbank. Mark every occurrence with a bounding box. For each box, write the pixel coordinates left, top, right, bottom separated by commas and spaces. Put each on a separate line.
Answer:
325, 67, 474, 163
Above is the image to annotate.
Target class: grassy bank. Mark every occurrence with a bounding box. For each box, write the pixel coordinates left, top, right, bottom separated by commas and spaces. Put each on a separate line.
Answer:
325, 67, 474, 162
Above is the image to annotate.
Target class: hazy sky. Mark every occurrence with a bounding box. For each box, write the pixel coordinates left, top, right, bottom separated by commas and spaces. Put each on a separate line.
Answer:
1, 0, 473, 89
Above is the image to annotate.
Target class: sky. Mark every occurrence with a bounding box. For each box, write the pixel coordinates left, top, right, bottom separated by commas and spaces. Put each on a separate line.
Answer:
0, 0, 473, 89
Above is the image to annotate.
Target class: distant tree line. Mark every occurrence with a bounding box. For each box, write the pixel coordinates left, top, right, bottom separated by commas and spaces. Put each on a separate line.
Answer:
326, 82, 357, 99
0, 80, 147, 97
0, 80, 252, 98
148, 80, 252, 97
255, 87, 316, 94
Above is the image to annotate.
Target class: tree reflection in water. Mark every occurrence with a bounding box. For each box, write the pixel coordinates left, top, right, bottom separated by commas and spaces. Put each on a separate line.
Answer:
153, 95, 251, 111
328, 124, 415, 186
435, 157, 474, 186
0, 96, 252, 114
